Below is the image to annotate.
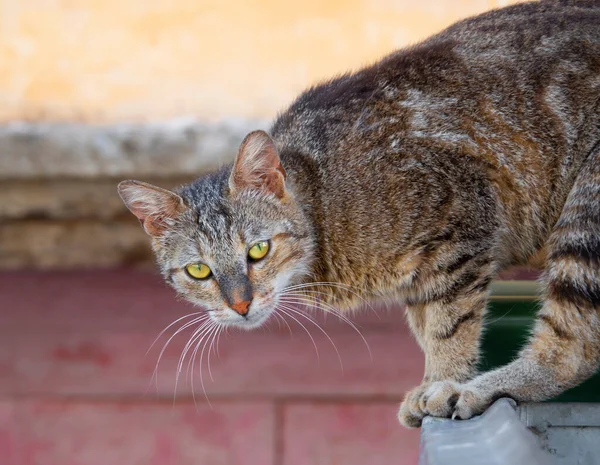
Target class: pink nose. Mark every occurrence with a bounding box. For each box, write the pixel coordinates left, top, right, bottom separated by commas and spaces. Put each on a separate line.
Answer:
230, 300, 251, 316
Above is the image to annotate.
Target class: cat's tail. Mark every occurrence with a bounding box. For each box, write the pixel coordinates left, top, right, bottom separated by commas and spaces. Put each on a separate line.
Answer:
450, 140, 600, 418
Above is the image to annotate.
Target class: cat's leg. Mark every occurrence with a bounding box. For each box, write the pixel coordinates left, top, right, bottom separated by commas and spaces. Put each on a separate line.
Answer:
398, 284, 490, 428
422, 142, 600, 421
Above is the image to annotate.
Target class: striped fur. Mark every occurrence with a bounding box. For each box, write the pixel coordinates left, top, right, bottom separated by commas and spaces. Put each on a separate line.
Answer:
118, 0, 600, 427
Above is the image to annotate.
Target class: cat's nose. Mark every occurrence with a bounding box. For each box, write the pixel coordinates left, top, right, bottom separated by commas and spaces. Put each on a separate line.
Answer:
230, 299, 252, 316
220, 273, 253, 315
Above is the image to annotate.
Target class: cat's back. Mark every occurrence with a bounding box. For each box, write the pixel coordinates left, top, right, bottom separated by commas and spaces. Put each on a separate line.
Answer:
439, 0, 600, 47
271, 0, 600, 273
272, 0, 600, 163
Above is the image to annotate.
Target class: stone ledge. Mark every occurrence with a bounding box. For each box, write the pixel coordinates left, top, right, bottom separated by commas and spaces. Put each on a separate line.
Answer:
0, 118, 268, 269
0, 177, 193, 221
0, 219, 151, 269
0, 117, 267, 179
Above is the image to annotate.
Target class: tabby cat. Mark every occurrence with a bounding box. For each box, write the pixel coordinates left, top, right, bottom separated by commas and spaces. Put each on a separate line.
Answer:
118, 0, 600, 427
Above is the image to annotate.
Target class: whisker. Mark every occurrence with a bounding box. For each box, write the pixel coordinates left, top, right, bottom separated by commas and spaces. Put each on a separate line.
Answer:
281, 282, 380, 319
178, 321, 216, 410
183, 320, 215, 382
215, 324, 224, 359
150, 314, 209, 394
147, 311, 206, 356
485, 305, 515, 325
273, 312, 283, 331
279, 295, 372, 360
278, 303, 344, 371
207, 323, 222, 382
189, 321, 219, 410
277, 307, 321, 364
174, 320, 214, 404
152, 315, 209, 374
195, 322, 221, 409
283, 281, 357, 291
273, 311, 294, 336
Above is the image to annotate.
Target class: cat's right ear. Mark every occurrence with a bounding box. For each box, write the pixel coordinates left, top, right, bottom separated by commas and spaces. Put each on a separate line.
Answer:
229, 130, 287, 198
117, 180, 187, 237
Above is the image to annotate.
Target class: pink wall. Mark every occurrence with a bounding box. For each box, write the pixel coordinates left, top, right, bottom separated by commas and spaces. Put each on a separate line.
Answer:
0, 270, 423, 465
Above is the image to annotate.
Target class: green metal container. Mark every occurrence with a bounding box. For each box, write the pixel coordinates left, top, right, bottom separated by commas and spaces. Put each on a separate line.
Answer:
483, 281, 600, 402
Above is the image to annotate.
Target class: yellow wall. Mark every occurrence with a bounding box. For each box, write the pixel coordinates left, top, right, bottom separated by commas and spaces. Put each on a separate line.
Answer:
0, 0, 526, 122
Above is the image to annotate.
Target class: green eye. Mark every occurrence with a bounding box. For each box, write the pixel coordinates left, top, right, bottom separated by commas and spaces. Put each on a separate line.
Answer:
186, 263, 212, 280
248, 241, 269, 261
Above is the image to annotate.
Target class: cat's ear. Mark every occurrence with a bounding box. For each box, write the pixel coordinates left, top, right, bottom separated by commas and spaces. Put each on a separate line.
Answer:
229, 130, 287, 198
117, 180, 187, 237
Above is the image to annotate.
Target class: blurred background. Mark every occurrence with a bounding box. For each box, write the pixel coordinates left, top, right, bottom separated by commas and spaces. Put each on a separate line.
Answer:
0, 1, 529, 464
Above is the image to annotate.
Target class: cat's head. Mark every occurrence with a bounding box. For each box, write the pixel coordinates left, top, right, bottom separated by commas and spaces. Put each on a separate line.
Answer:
118, 130, 315, 329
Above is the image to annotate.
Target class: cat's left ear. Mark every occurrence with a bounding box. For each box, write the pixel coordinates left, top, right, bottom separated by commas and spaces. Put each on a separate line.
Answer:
117, 180, 187, 237
229, 130, 287, 198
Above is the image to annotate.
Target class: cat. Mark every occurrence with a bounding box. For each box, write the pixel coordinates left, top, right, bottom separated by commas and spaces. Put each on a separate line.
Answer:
118, 0, 600, 428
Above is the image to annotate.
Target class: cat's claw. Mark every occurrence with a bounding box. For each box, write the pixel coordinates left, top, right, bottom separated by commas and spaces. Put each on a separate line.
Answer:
398, 381, 492, 427
398, 383, 430, 428
448, 384, 490, 420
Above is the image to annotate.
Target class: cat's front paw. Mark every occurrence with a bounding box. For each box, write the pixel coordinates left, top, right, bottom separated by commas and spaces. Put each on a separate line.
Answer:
398, 381, 461, 427
446, 382, 494, 420
398, 383, 430, 428
398, 380, 492, 427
